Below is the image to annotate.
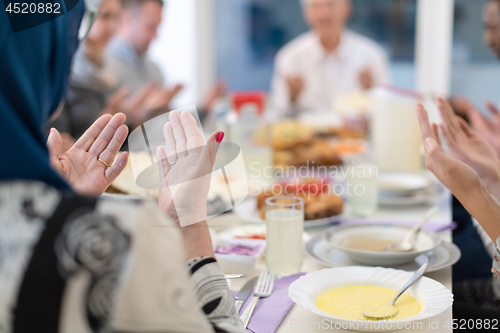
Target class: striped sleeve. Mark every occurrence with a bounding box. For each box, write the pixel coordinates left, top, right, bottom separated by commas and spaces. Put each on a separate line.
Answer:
493, 236, 500, 280
186, 257, 246, 333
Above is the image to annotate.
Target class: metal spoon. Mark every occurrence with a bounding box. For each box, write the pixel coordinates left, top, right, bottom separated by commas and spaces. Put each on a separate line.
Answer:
363, 255, 429, 320
383, 205, 439, 252
225, 274, 244, 279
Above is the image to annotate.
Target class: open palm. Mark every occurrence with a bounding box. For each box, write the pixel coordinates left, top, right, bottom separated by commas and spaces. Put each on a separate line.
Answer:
155, 110, 222, 227
469, 101, 500, 157
416, 103, 481, 197
47, 113, 129, 195
435, 97, 500, 182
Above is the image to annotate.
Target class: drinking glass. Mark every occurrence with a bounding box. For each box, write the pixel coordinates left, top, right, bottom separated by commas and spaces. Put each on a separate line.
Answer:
265, 196, 304, 276
346, 155, 378, 217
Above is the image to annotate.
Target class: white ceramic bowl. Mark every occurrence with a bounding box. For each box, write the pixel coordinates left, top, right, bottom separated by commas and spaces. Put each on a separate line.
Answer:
289, 266, 453, 332
322, 224, 441, 265
214, 238, 266, 275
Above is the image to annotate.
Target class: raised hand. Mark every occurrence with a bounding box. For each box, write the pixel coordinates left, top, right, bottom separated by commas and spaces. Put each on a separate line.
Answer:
469, 101, 500, 157
416, 103, 481, 198
203, 81, 227, 111
447, 96, 475, 119
418, 103, 500, 242
286, 76, 304, 103
119, 84, 156, 126
142, 84, 184, 116
358, 67, 374, 90
435, 97, 500, 185
155, 110, 223, 227
101, 87, 129, 117
47, 113, 129, 195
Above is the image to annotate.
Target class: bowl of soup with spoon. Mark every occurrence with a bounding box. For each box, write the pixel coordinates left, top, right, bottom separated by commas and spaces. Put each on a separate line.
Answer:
289, 266, 453, 332
322, 223, 441, 265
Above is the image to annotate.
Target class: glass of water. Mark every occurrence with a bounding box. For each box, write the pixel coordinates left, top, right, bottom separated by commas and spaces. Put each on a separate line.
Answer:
265, 196, 304, 277
346, 154, 378, 218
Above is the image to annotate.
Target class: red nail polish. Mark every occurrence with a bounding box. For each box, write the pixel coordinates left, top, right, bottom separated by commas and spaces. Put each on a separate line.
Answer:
216, 132, 225, 143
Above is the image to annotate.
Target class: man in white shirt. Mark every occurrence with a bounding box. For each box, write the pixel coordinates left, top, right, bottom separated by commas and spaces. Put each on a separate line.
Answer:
269, 0, 391, 118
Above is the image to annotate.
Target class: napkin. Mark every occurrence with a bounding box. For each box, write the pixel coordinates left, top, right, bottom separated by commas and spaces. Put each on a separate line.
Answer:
232, 272, 306, 333
340, 219, 457, 233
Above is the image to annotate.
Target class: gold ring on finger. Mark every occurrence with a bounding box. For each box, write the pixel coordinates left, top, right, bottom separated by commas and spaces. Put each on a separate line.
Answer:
98, 158, 110, 169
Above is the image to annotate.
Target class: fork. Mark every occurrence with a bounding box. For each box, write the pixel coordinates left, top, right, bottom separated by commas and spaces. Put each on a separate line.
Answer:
240, 270, 275, 328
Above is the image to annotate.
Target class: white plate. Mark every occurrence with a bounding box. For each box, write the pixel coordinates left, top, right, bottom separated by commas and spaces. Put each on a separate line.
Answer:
234, 198, 343, 227
378, 183, 445, 207
378, 173, 431, 197
218, 225, 267, 240
218, 225, 312, 243
305, 233, 461, 273
289, 266, 453, 332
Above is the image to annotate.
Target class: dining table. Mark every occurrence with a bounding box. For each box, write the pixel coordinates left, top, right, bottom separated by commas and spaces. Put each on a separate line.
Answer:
208, 188, 454, 333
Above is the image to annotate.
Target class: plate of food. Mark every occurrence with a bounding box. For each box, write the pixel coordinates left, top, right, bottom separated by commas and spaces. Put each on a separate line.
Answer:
272, 121, 343, 168
332, 138, 368, 158
234, 178, 344, 227
289, 266, 453, 332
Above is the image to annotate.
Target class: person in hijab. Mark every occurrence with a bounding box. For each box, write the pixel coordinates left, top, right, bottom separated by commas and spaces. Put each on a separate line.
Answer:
0, 2, 245, 332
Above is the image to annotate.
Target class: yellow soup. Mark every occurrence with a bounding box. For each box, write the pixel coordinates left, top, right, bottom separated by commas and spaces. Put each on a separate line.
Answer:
316, 286, 421, 320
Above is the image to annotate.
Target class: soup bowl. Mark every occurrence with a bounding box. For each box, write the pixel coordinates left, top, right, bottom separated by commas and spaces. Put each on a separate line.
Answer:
322, 223, 441, 265
288, 266, 453, 332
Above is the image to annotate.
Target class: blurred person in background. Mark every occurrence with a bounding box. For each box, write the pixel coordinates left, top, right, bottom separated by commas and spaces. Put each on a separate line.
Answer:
50, 0, 124, 149
49, 0, 166, 150
269, 0, 391, 119
467, 0, 500, 156
107, 0, 225, 124
450, 0, 500, 144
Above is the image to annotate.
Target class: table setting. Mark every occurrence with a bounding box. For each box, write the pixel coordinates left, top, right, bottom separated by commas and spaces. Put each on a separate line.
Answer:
104, 88, 458, 332
210, 191, 456, 333
208, 173, 457, 332
204, 88, 458, 333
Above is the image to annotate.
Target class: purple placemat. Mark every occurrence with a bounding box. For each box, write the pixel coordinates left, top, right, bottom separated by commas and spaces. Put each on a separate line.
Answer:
232, 272, 306, 333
